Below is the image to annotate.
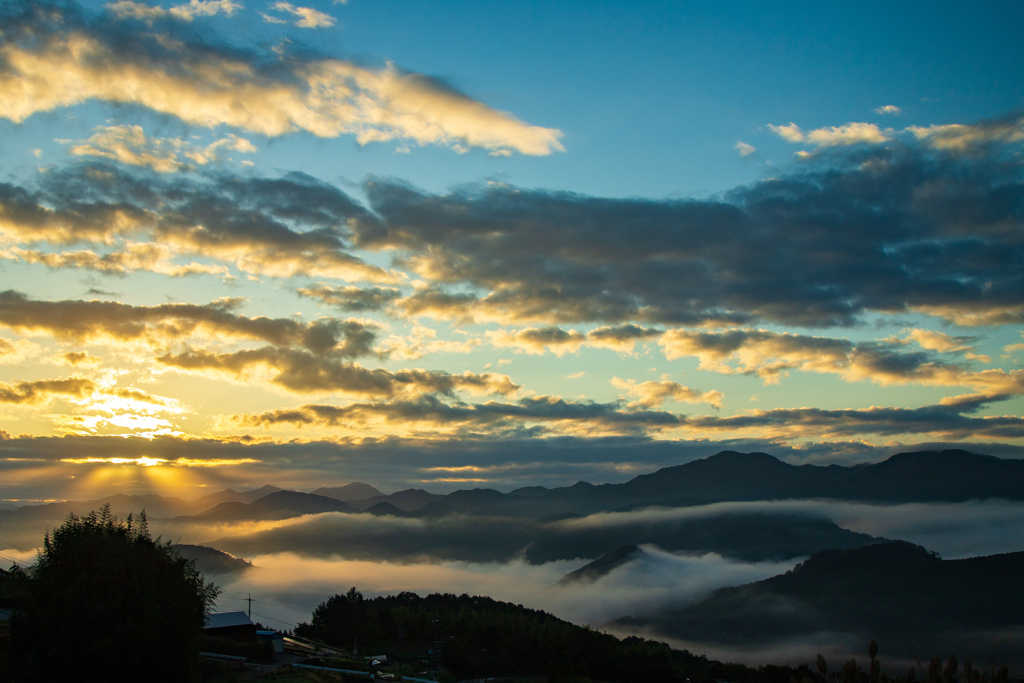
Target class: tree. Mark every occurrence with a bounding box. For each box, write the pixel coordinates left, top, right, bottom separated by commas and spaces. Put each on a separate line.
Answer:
8, 504, 220, 682
818, 653, 830, 681
304, 586, 367, 651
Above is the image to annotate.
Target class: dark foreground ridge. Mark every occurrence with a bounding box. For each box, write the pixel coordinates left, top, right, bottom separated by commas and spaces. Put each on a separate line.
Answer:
616, 540, 1024, 669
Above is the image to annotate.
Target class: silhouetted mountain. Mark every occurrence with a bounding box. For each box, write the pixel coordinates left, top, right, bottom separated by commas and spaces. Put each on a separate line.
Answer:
408, 501, 456, 517
557, 545, 645, 586
212, 502, 884, 566
508, 485, 553, 497
809, 449, 1024, 502
348, 488, 444, 512
173, 544, 252, 576
0, 493, 192, 524
186, 485, 282, 512
0, 487, 290, 528
312, 482, 383, 502
478, 449, 1024, 519
525, 511, 880, 564
365, 502, 407, 517
616, 541, 1024, 668
195, 490, 357, 521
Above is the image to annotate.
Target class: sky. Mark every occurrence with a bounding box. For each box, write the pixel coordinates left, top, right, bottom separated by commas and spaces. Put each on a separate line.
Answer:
1, 0, 1023, 503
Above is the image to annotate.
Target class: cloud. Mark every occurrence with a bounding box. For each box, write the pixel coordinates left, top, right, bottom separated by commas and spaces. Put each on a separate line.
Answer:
772, 113, 1024, 157
909, 115, 1024, 152
485, 325, 663, 357
162, 347, 518, 398
352, 139, 1024, 327
0, 375, 194, 437
10, 123, 1021, 330
612, 378, 724, 409
0, 243, 232, 279
680, 394, 1024, 441
0, 164, 401, 282
200, 549, 794, 639
52, 349, 102, 366
658, 328, 1024, 394
56, 385, 192, 437
0, 377, 97, 404
0, 290, 380, 357
0, 3, 563, 155
106, 0, 241, 22
178, 503, 853, 565
767, 122, 890, 147
587, 325, 663, 352
235, 393, 682, 438
378, 327, 481, 361
765, 123, 805, 143
735, 141, 756, 157
297, 284, 403, 312
487, 327, 587, 356
900, 329, 976, 354
66, 124, 256, 172
267, 1, 336, 28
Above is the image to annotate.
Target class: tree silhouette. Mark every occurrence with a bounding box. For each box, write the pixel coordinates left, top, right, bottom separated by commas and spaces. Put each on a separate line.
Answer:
869, 639, 881, 683
8, 504, 219, 682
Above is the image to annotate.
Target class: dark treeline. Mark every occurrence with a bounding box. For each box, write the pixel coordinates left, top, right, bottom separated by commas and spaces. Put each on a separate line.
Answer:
296, 588, 816, 683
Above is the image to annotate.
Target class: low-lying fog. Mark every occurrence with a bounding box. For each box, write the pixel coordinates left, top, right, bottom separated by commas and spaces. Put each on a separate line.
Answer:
3, 498, 1023, 666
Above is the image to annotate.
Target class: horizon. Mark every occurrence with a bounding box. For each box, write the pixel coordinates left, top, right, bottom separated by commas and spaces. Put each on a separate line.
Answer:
2, 444, 1008, 505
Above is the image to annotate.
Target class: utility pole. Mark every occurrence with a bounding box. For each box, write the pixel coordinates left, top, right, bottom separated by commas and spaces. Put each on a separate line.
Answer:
247, 593, 253, 619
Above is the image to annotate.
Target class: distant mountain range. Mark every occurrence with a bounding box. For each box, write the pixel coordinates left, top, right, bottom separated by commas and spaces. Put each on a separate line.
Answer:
192, 490, 357, 522
613, 540, 1024, 668
315, 449, 1024, 519
3, 449, 1023, 560
5, 449, 1022, 526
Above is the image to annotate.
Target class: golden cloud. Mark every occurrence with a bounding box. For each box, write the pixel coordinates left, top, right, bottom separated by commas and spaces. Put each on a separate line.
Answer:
611, 377, 724, 409
0, 9, 563, 155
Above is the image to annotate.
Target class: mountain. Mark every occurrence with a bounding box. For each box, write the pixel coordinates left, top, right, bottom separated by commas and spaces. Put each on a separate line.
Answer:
194, 490, 358, 521
348, 488, 445, 512
556, 545, 645, 586
525, 510, 880, 564
0, 486, 285, 526
810, 449, 1024, 502
312, 482, 383, 502
615, 541, 1024, 668
185, 485, 283, 512
0, 493, 193, 524
477, 449, 1024, 519
365, 502, 407, 517
173, 544, 252, 576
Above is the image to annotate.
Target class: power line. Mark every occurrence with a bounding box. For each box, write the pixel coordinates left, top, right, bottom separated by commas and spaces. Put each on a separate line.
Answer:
250, 610, 298, 628
253, 598, 312, 614
220, 593, 311, 614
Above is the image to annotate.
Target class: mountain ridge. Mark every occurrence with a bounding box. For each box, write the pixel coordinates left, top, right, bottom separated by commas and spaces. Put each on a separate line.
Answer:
4, 449, 1023, 526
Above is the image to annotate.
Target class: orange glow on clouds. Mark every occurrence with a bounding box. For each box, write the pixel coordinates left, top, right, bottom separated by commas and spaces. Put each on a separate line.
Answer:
60, 457, 260, 467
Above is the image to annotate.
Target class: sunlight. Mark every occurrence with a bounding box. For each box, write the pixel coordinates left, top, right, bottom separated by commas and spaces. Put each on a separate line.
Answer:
55, 457, 262, 500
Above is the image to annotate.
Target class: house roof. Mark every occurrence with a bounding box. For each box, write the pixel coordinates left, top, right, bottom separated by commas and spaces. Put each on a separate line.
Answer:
205, 611, 254, 629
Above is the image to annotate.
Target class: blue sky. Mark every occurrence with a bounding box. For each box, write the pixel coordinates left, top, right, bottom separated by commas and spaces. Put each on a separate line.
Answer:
0, 0, 1022, 501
